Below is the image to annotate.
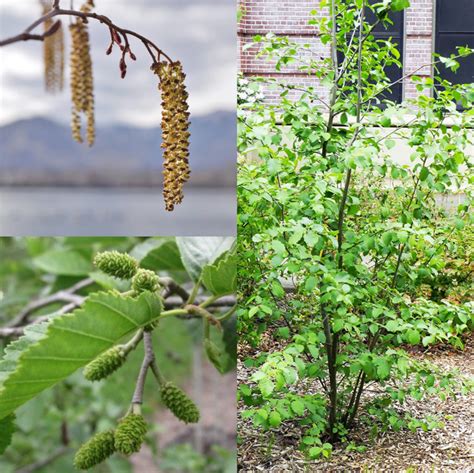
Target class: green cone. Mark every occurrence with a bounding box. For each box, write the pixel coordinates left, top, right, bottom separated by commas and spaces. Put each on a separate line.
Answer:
83, 347, 125, 381
114, 413, 147, 455
94, 251, 138, 279
74, 430, 116, 470
132, 269, 160, 294
160, 382, 200, 424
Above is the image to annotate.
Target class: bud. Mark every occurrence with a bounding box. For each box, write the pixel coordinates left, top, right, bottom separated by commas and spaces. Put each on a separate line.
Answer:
160, 382, 200, 424
83, 347, 126, 381
94, 251, 138, 279
132, 269, 160, 294
74, 430, 115, 470
114, 413, 147, 455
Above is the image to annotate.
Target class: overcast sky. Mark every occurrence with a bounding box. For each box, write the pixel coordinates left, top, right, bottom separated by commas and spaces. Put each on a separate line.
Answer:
0, 0, 236, 127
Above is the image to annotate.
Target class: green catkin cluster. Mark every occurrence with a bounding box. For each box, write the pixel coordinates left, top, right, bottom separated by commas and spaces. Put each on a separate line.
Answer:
132, 269, 160, 294
114, 413, 147, 455
40, 0, 64, 93
160, 382, 200, 424
152, 61, 191, 211
69, 0, 95, 145
74, 430, 116, 470
83, 346, 126, 381
94, 251, 139, 279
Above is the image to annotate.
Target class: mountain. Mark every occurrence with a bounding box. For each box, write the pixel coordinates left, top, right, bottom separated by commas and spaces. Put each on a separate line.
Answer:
0, 111, 236, 186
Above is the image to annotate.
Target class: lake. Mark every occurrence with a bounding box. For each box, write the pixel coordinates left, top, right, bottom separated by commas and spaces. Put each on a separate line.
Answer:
0, 187, 236, 236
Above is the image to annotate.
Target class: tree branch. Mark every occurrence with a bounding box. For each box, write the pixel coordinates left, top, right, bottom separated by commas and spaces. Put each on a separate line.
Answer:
131, 331, 155, 405
0, 5, 173, 64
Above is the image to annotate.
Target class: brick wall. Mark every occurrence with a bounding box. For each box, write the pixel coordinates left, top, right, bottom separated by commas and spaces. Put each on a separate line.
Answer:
238, 0, 435, 104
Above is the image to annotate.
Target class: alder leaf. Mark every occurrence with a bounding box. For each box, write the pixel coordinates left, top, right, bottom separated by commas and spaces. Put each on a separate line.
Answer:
176, 237, 235, 281
0, 414, 16, 454
131, 238, 184, 271
33, 249, 93, 276
201, 249, 237, 296
0, 291, 162, 420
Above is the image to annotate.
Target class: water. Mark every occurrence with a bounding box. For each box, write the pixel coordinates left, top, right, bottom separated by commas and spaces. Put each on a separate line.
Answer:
0, 187, 236, 236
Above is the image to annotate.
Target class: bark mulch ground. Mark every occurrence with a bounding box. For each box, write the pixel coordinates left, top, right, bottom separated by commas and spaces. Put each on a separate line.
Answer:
238, 333, 474, 472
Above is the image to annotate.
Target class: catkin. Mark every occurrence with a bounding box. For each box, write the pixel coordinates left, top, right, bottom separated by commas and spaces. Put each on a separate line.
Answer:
69, 0, 95, 145
152, 61, 191, 211
40, 0, 64, 93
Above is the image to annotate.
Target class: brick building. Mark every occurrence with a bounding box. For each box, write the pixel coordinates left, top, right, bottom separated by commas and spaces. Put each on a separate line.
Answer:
238, 0, 474, 104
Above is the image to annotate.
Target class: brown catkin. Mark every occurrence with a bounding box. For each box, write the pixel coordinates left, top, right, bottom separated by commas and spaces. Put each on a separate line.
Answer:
152, 61, 191, 211
40, 0, 64, 93
69, 0, 95, 146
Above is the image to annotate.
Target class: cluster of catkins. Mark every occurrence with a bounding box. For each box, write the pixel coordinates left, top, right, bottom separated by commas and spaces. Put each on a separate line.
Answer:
40, 0, 64, 93
73, 250, 200, 469
152, 61, 191, 211
69, 0, 95, 145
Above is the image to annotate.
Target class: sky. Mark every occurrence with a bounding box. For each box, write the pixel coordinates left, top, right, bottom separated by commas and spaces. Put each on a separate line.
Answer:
0, 0, 236, 127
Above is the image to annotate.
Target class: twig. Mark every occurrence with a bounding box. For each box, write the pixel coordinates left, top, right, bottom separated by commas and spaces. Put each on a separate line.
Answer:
15, 446, 70, 473
131, 331, 154, 405
0, 5, 173, 64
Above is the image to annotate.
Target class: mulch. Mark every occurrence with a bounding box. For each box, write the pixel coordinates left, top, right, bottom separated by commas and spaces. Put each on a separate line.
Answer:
238, 333, 474, 472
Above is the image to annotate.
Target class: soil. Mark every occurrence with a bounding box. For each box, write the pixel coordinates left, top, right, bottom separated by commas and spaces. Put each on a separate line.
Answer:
238, 333, 474, 472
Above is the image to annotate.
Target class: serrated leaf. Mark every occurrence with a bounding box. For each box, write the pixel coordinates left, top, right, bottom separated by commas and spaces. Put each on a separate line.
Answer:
176, 237, 235, 281
0, 414, 16, 454
0, 291, 162, 420
205, 314, 236, 374
131, 238, 184, 271
33, 249, 93, 276
201, 250, 237, 296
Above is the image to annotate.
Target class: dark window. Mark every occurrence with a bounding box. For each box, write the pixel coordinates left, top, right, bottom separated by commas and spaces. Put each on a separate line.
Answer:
338, 5, 404, 104
435, 0, 474, 85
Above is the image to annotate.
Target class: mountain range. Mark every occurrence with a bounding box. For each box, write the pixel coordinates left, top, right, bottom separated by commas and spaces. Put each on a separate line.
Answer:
0, 111, 236, 187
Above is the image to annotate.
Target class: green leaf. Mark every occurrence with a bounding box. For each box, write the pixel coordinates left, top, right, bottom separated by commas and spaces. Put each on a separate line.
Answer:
0, 414, 15, 454
131, 238, 184, 271
304, 276, 317, 292
176, 237, 235, 281
406, 329, 421, 345
291, 399, 305, 416
202, 250, 237, 296
391, 0, 410, 11
33, 249, 93, 276
385, 320, 399, 332
205, 315, 237, 374
0, 291, 162, 420
419, 167, 429, 181
269, 411, 282, 427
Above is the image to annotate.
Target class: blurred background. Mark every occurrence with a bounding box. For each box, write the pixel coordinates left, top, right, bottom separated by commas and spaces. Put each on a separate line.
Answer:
0, 0, 236, 235
0, 237, 237, 473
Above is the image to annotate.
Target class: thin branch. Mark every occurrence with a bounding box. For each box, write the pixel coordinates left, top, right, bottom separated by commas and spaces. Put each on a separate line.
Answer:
131, 331, 154, 405
0, 7, 173, 64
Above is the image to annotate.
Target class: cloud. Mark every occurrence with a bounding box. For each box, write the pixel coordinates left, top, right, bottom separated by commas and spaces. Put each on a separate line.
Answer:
0, 0, 235, 126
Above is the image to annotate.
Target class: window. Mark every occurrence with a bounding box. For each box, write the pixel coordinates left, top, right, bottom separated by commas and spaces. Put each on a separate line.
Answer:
435, 0, 474, 85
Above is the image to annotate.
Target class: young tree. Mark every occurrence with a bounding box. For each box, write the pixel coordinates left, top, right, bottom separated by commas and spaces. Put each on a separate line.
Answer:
238, 0, 473, 457
0, 0, 191, 211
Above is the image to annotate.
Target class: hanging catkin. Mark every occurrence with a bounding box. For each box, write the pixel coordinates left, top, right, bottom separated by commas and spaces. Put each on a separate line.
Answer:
152, 61, 191, 211
69, 0, 95, 145
40, 0, 64, 93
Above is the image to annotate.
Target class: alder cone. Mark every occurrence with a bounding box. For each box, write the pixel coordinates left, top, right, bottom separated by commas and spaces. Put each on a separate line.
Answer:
152, 61, 191, 211
132, 269, 160, 294
83, 346, 126, 381
114, 413, 147, 455
94, 251, 139, 279
74, 430, 116, 470
160, 381, 200, 424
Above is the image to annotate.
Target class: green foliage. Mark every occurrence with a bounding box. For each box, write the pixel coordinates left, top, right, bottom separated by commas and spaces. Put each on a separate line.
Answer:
114, 413, 147, 455
160, 382, 200, 424
0, 414, 16, 455
0, 291, 162, 420
238, 0, 473, 457
74, 430, 116, 470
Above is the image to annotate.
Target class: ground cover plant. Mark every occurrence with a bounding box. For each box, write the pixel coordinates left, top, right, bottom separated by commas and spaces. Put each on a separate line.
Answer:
237, 0, 474, 465
0, 236, 237, 472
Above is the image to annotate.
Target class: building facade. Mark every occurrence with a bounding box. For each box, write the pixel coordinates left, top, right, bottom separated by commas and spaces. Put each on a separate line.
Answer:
238, 0, 474, 104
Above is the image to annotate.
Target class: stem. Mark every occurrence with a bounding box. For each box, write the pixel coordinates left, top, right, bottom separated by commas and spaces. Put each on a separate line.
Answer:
131, 332, 154, 405
186, 277, 202, 305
